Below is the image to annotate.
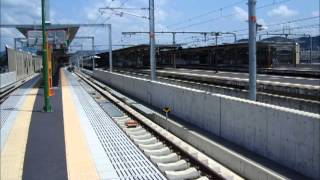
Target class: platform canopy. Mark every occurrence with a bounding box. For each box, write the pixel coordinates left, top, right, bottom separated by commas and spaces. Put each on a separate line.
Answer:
15, 24, 80, 50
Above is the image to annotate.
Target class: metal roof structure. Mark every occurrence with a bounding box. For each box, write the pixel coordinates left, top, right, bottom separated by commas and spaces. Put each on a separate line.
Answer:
15, 25, 79, 44
0, 24, 108, 50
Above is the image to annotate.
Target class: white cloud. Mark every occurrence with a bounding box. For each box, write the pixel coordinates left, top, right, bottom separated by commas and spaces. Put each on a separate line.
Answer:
1, 0, 37, 8
0, 0, 43, 50
0, 0, 173, 51
257, 18, 268, 30
312, 10, 319, 16
155, 9, 168, 22
79, 0, 172, 47
233, 6, 247, 21
267, 5, 298, 17
0, 28, 24, 51
1, 0, 41, 24
257, 18, 266, 25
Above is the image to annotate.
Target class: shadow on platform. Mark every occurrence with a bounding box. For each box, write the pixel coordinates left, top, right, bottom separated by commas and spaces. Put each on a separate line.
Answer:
22, 69, 68, 180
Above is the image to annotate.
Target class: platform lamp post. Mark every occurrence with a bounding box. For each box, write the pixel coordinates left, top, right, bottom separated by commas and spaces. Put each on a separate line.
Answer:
248, 0, 257, 101
41, 0, 52, 112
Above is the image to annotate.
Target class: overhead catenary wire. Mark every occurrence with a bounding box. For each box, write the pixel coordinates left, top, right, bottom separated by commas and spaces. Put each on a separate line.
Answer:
99, 0, 149, 21
121, 23, 319, 48
93, 0, 130, 31
172, 0, 292, 31
260, 24, 320, 34
231, 15, 320, 33
76, 0, 318, 49
82, 0, 117, 36
73, 0, 129, 51
177, 23, 319, 47
136, 1, 318, 46
233, 24, 319, 39
166, 0, 247, 28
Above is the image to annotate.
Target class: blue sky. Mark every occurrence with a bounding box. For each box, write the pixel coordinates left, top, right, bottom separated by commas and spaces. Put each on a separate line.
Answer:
1, 0, 319, 51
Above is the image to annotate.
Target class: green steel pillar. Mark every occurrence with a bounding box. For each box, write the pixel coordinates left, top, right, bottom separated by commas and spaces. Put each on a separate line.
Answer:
41, 0, 52, 112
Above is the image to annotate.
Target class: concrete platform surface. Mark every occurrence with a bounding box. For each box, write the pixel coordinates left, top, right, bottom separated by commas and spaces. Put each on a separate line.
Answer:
1, 68, 167, 180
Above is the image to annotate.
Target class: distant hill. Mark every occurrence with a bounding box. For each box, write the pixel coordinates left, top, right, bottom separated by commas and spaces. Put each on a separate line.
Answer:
260, 36, 320, 50
237, 39, 248, 42
295, 36, 319, 50
261, 36, 295, 43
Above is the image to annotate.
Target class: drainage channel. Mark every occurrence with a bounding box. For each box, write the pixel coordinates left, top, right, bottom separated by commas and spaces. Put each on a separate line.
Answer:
74, 71, 244, 180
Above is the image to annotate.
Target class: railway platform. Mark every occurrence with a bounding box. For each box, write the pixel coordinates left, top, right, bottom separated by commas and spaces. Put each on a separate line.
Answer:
0, 69, 166, 180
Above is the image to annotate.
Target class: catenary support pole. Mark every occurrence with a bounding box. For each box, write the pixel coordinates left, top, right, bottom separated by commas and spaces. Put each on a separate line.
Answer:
92, 56, 95, 70
14, 38, 17, 49
77, 57, 80, 68
310, 35, 312, 63
214, 33, 219, 73
248, 0, 257, 101
41, 0, 52, 112
172, 32, 176, 68
92, 37, 95, 51
108, 24, 113, 72
149, 0, 156, 80
80, 56, 83, 69
92, 37, 95, 70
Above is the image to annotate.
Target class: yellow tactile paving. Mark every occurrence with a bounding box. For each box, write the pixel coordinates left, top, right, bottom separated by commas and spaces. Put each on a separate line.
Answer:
1, 87, 39, 180
61, 69, 99, 180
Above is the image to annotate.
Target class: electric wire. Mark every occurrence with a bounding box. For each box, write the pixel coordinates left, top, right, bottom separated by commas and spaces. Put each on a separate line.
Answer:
172, 0, 293, 31
166, 0, 247, 28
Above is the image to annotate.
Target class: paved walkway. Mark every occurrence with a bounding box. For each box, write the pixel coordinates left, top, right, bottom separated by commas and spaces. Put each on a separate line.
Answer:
61, 69, 99, 180
22, 71, 68, 180
1, 84, 39, 179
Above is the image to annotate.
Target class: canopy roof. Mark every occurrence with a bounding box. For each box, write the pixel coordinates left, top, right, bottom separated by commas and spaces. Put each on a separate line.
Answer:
15, 24, 80, 45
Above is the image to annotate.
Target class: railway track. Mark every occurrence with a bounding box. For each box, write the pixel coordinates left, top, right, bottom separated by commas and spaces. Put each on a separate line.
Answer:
114, 69, 319, 98
0, 74, 39, 104
74, 71, 243, 180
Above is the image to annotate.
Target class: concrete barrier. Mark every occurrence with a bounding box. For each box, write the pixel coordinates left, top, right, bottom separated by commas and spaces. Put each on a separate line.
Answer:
117, 70, 320, 114
93, 69, 320, 179
7, 48, 42, 81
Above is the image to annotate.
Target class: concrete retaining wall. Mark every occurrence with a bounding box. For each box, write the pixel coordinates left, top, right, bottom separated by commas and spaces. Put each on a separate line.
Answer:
33, 56, 42, 72
93, 69, 320, 179
7, 48, 42, 81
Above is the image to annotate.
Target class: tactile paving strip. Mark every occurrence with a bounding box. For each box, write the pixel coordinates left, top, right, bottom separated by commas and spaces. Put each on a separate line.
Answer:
0, 76, 39, 128
66, 72, 166, 180
0, 76, 40, 151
